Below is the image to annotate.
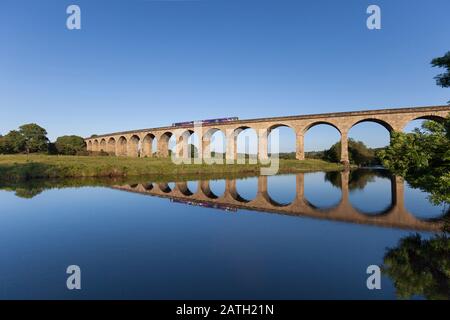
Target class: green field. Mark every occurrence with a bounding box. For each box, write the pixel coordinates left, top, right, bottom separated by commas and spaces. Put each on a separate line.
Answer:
0, 154, 344, 181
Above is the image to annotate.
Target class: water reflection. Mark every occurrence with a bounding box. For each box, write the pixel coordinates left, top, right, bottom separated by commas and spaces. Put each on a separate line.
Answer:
110, 171, 447, 231
382, 233, 449, 300
2, 169, 447, 231
305, 172, 341, 209
0, 169, 448, 300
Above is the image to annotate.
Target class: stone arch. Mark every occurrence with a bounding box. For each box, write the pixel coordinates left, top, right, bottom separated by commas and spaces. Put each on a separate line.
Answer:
267, 123, 294, 132
402, 114, 447, 133
117, 136, 127, 156
158, 132, 174, 157
107, 137, 116, 155
208, 180, 226, 198
233, 126, 258, 162
177, 182, 194, 196
93, 140, 99, 152
87, 140, 92, 151
202, 128, 226, 160
99, 139, 107, 152
350, 118, 394, 133
128, 135, 141, 157
267, 123, 296, 157
142, 133, 155, 157
143, 183, 154, 191
233, 178, 258, 203
412, 114, 446, 122
158, 182, 172, 193
303, 122, 341, 159
303, 121, 341, 134
200, 180, 219, 199
348, 119, 392, 161
176, 129, 195, 159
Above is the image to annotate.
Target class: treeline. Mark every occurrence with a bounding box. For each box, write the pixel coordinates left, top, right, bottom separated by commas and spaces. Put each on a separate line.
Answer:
277, 139, 384, 166
0, 123, 86, 155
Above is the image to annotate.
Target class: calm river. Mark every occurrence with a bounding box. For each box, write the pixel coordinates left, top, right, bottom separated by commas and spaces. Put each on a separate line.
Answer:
0, 169, 448, 299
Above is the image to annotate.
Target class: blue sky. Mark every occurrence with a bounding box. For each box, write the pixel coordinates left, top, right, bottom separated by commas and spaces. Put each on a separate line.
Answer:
1, 0, 449, 151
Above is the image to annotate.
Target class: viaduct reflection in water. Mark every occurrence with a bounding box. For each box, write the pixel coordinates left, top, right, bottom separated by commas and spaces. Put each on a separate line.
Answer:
112, 171, 446, 232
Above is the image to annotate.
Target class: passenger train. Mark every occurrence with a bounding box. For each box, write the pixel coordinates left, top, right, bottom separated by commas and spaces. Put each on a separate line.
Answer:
172, 117, 238, 127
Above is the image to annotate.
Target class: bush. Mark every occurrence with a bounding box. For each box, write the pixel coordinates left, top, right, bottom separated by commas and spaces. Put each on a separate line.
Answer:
54, 135, 86, 155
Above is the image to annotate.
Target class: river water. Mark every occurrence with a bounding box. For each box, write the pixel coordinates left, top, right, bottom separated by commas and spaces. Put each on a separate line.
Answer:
0, 169, 448, 299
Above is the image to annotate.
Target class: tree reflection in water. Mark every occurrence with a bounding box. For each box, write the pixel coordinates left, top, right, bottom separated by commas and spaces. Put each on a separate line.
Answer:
382, 233, 449, 300
324, 168, 391, 191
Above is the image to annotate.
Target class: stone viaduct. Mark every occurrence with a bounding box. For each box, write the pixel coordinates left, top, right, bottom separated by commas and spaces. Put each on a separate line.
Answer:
85, 105, 450, 164
111, 172, 445, 232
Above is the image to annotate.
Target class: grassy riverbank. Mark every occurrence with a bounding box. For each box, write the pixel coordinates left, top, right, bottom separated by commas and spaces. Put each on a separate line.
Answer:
0, 154, 344, 181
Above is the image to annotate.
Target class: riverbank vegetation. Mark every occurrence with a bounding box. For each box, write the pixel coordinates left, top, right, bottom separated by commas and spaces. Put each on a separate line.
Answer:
0, 123, 87, 156
378, 116, 450, 206
277, 139, 384, 167
0, 154, 343, 181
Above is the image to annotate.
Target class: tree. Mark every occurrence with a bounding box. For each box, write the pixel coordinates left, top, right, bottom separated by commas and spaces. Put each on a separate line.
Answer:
18, 123, 49, 153
54, 135, 86, 155
323, 138, 379, 166
432, 51, 450, 89
0, 135, 4, 154
1, 130, 26, 154
382, 233, 449, 300
378, 116, 450, 205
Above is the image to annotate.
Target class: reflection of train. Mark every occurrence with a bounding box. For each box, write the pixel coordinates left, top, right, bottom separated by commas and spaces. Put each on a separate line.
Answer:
172, 117, 238, 127
170, 198, 237, 212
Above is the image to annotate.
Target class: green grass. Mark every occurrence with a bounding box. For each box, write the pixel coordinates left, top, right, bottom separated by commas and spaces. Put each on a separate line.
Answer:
0, 154, 344, 181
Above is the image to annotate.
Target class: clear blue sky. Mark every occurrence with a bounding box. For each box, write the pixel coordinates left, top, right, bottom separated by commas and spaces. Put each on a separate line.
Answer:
1, 0, 449, 151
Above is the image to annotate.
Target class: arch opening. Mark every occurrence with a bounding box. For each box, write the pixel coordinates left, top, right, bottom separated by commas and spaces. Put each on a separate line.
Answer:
208, 180, 226, 198
235, 127, 258, 163
99, 139, 107, 152
142, 134, 155, 157
304, 123, 341, 162
268, 124, 296, 159
117, 136, 127, 156
128, 135, 141, 157
159, 132, 175, 157
235, 177, 258, 202
107, 138, 116, 155
158, 182, 172, 193
348, 121, 391, 167
177, 181, 195, 196
93, 140, 99, 152
203, 128, 226, 161
403, 116, 446, 134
